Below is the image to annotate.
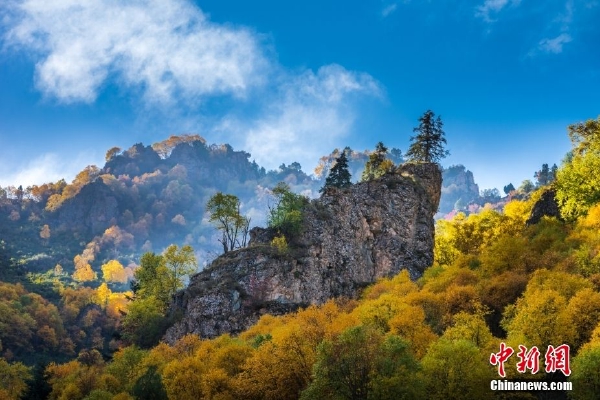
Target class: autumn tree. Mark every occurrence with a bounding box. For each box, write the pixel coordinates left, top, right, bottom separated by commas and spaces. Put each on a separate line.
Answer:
406, 110, 449, 163
206, 192, 250, 253
94, 283, 112, 309
72, 255, 96, 282
105, 146, 122, 162
152, 134, 206, 158
361, 142, 394, 181
0, 358, 32, 399
101, 260, 128, 284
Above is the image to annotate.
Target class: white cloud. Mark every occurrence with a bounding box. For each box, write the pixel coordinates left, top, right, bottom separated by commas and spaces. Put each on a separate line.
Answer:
382, 3, 398, 17
2, 0, 384, 179
219, 64, 382, 173
537, 33, 573, 54
0, 151, 102, 187
3, 0, 267, 104
475, 0, 520, 22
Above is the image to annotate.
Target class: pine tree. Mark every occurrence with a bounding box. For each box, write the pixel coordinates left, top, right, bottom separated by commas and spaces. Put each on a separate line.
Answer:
406, 110, 449, 163
321, 151, 352, 191
535, 163, 550, 186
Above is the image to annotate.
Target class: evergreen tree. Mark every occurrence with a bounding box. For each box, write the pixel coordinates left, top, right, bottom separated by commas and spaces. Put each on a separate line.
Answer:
550, 163, 558, 182
535, 163, 550, 186
321, 152, 352, 191
406, 110, 449, 163
503, 183, 515, 195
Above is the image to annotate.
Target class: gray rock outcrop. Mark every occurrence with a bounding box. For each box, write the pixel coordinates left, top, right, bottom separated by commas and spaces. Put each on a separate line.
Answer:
164, 163, 442, 343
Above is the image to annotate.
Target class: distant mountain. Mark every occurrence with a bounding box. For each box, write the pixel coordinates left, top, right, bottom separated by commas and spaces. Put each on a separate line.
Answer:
0, 136, 480, 281
0, 136, 318, 279
437, 165, 481, 218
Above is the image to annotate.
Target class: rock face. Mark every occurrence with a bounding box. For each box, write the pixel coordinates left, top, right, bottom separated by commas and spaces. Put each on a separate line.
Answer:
164, 163, 442, 343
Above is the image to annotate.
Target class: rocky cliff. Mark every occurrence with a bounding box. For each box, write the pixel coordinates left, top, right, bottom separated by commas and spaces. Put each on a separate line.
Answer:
164, 163, 442, 342
438, 165, 480, 216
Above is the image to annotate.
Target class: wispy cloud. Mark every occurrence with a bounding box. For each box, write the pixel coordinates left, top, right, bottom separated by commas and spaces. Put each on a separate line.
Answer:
475, 0, 520, 23
537, 33, 573, 54
382, 3, 398, 17
1, 0, 384, 183
3, 0, 268, 104
0, 152, 102, 187
217, 65, 382, 173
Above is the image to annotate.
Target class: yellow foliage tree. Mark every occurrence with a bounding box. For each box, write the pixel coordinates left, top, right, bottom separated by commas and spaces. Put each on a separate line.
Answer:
72, 263, 96, 282
503, 289, 574, 349
388, 304, 437, 359
0, 358, 31, 399
95, 283, 112, 309
101, 260, 128, 283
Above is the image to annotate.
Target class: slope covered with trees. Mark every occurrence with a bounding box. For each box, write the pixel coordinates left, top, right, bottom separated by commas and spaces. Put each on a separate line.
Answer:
12, 115, 599, 400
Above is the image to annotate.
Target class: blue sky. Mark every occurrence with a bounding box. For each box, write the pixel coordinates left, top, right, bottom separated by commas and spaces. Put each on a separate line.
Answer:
1, 0, 599, 191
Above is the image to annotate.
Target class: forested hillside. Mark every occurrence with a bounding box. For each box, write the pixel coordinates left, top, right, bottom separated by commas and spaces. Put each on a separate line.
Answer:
0, 137, 412, 279
14, 116, 595, 400
2, 116, 600, 399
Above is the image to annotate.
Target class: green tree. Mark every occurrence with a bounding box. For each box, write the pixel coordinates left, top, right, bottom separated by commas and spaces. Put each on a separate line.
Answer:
132, 252, 170, 306
420, 338, 494, 400
518, 179, 535, 194
555, 116, 600, 219
480, 188, 500, 204
321, 151, 352, 191
121, 297, 168, 348
268, 183, 308, 236
566, 116, 600, 156
503, 183, 515, 195
132, 366, 168, 400
206, 192, 250, 253
556, 150, 600, 219
162, 244, 197, 295
570, 344, 600, 400
132, 246, 196, 308
361, 142, 394, 181
550, 163, 558, 182
405, 110, 449, 163
301, 326, 422, 400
